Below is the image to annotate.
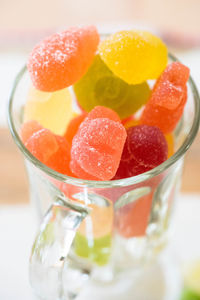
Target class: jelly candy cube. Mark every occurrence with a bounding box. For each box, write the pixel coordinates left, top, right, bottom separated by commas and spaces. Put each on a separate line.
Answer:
70, 107, 127, 180
74, 55, 150, 119
24, 86, 74, 135
27, 26, 99, 92
114, 125, 168, 179
141, 62, 190, 134
99, 30, 167, 85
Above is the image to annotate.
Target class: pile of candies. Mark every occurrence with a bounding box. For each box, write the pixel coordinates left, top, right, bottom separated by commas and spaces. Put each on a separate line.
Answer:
21, 25, 190, 265
22, 25, 189, 180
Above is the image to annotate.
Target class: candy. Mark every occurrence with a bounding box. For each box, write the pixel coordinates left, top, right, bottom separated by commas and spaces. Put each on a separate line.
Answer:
74, 55, 150, 119
74, 199, 113, 265
165, 134, 174, 158
70, 107, 127, 180
64, 113, 87, 146
141, 62, 190, 134
20, 120, 42, 143
85, 105, 120, 122
27, 26, 99, 92
24, 86, 74, 135
114, 125, 168, 179
99, 30, 167, 85
24, 126, 71, 175
116, 191, 154, 237
74, 233, 112, 266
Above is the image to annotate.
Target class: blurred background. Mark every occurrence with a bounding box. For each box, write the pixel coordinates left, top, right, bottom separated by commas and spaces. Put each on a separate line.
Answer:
0, 0, 200, 299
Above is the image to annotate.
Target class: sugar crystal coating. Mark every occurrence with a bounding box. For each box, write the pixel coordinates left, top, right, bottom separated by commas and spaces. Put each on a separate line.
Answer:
74, 55, 150, 119
20, 120, 42, 143
27, 26, 99, 92
25, 128, 59, 162
84, 105, 121, 123
70, 107, 127, 180
99, 30, 167, 85
141, 62, 190, 133
114, 125, 168, 179
24, 126, 71, 175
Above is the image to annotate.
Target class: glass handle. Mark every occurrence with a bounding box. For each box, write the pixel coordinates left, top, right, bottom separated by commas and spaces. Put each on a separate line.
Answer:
29, 197, 88, 300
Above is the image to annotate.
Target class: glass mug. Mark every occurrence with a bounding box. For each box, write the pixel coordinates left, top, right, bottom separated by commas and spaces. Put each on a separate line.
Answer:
8, 54, 200, 300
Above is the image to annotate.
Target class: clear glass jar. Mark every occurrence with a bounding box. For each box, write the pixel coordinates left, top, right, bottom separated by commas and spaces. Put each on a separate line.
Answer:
8, 54, 200, 299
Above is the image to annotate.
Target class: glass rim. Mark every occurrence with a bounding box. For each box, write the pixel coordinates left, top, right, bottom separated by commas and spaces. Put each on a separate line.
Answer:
7, 53, 200, 188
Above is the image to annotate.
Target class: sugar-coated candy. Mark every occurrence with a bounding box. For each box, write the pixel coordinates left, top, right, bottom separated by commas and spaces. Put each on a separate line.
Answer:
24, 126, 72, 175
74, 233, 112, 266
25, 128, 58, 162
20, 120, 42, 143
99, 30, 167, 85
114, 125, 168, 179
74, 198, 113, 265
24, 86, 74, 135
27, 26, 99, 92
116, 191, 154, 237
85, 105, 121, 122
141, 62, 190, 134
70, 107, 127, 180
64, 113, 87, 146
74, 55, 150, 119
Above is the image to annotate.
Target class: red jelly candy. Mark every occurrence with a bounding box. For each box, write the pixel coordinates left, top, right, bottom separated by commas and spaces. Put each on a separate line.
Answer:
141, 62, 190, 134
70, 107, 127, 180
64, 113, 87, 146
27, 26, 99, 92
20, 120, 43, 143
114, 125, 168, 179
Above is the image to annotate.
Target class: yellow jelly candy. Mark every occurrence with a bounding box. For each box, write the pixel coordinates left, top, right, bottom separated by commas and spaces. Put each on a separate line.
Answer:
99, 30, 168, 85
24, 86, 74, 135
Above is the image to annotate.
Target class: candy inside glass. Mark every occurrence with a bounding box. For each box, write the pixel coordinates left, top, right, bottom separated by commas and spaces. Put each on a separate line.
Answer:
8, 53, 200, 300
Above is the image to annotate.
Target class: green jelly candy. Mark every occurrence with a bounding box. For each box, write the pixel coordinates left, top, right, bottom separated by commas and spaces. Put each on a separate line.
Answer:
74, 232, 112, 266
74, 55, 150, 119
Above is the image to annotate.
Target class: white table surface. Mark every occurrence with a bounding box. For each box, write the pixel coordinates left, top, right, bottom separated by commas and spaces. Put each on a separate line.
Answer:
1, 193, 200, 300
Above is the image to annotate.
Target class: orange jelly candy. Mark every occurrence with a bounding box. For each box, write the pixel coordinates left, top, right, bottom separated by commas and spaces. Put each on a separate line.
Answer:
20, 120, 42, 143
27, 26, 99, 92
141, 62, 190, 134
22, 122, 72, 175
64, 113, 87, 146
70, 106, 127, 180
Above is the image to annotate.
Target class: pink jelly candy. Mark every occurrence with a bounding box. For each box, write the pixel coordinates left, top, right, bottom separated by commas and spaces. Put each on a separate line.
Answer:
114, 125, 168, 179
70, 107, 127, 180
141, 62, 190, 134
